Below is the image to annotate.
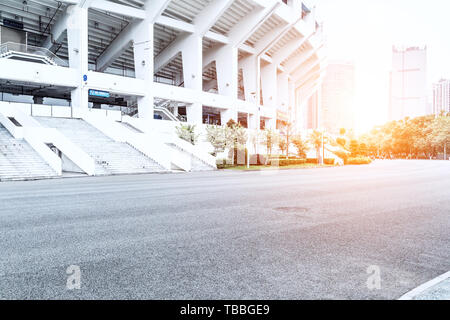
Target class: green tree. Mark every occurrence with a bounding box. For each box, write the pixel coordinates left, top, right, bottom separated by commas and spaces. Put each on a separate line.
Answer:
308, 130, 323, 162
226, 120, 247, 165
349, 139, 359, 157
262, 128, 278, 156
205, 125, 227, 156
176, 124, 199, 145
431, 115, 450, 159
292, 135, 308, 158
278, 139, 287, 155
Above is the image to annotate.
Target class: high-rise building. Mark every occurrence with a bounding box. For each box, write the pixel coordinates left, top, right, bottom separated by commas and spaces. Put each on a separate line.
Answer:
320, 61, 355, 134
389, 46, 428, 121
433, 79, 450, 115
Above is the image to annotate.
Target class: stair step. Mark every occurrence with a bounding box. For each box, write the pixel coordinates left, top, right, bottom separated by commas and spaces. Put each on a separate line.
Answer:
34, 117, 167, 175
0, 124, 58, 180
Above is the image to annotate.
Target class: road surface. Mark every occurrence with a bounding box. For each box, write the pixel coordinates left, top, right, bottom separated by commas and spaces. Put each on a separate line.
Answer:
0, 160, 449, 299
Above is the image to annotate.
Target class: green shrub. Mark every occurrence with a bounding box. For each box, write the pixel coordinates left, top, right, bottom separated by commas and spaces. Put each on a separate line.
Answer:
216, 158, 227, 169
268, 159, 306, 166
269, 155, 288, 159
306, 158, 318, 164
346, 157, 372, 165
332, 150, 350, 164
324, 158, 335, 165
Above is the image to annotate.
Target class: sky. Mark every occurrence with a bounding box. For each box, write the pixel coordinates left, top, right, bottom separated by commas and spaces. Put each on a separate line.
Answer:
305, 0, 450, 132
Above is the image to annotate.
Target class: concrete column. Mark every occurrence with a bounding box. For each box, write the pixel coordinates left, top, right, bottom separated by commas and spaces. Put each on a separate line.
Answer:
248, 113, 259, 129
241, 55, 261, 128
182, 35, 203, 124
288, 80, 295, 121
216, 45, 238, 124
186, 103, 203, 124
133, 21, 154, 119
67, 5, 89, 110
277, 72, 289, 112
261, 63, 277, 109
241, 55, 259, 104
216, 46, 238, 98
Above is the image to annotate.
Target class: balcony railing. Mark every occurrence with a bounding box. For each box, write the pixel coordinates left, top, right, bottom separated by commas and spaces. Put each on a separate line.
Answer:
0, 42, 68, 67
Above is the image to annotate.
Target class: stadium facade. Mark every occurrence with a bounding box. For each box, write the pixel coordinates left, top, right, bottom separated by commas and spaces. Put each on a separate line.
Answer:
0, 0, 325, 180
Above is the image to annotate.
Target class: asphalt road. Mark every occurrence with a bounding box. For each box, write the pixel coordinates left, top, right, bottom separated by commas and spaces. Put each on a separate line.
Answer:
0, 160, 449, 299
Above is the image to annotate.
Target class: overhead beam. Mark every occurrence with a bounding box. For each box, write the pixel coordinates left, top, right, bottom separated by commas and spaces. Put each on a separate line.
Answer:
90, 0, 146, 19
293, 58, 326, 84
96, 0, 171, 72
193, 0, 235, 37
202, 2, 278, 69
271, 31, 315, 65
42, 7, 70, 49
155, 16, 195, 33
284, 43, 323, 73
154, 0, 235, 74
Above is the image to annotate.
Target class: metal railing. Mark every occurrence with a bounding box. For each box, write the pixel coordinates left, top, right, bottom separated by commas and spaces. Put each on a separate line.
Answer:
0, 42, 68, 67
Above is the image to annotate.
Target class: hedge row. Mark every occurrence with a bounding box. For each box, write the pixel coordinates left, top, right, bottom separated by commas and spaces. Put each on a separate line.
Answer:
346, 157, 372, 165
268, 159, 307, 166
268, 155, 304, 160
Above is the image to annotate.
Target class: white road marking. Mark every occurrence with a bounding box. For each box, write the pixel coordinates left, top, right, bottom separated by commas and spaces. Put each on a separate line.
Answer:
398, 271, 450, 300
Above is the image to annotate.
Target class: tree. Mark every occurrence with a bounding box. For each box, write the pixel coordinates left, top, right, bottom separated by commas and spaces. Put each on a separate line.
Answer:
349, 139, 359, 157
308, 130, 323, 162
292, 135, 308, 158
279, 121, 294, 157
336, 137, 346, 148
226, 120, 247, 165
176, 124, 199, 145
205, 125, 227, 156
359, 143, 368, 157
262, 128, 278, 156
249, 130, 263, 163
278, 139, 287, 155
431, 115, 450, 160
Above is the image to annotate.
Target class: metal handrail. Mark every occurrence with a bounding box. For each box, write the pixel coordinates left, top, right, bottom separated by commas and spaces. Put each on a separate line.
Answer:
0, 42, 68, 67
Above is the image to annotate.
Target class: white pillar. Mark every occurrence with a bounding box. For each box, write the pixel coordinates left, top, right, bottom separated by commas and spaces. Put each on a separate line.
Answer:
67, 5, 89, 109
241, 55, 259, 104
248, 113, 259, 129
261, 63, 277, 109
241, 55, 261, 129
216, 45, 238, 124
182, 35, 203, 124
288, 80, 296, 126
133, 21, 154, 119
277, 72, 289, 112
216, 46, 238, 98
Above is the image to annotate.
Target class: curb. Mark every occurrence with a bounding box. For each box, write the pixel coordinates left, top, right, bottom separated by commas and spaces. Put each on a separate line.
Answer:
399, 271, 450, 300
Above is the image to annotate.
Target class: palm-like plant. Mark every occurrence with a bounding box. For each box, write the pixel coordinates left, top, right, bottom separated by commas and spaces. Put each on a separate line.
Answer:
176, 124, 199, 145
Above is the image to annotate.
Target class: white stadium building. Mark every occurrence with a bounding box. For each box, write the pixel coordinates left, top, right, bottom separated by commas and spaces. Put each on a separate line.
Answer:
0, 0, 325, 180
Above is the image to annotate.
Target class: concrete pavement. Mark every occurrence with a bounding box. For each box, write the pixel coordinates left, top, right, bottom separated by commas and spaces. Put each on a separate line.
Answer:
0, 160, 449, 299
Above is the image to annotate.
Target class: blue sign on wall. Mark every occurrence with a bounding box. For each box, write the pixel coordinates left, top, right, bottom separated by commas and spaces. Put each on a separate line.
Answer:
88, 89, 110, 98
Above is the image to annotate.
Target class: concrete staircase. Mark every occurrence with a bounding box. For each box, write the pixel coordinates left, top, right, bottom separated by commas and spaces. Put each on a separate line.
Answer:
167, 143, 215, 171
35, 117, 167, 175
0, 124, 58, 181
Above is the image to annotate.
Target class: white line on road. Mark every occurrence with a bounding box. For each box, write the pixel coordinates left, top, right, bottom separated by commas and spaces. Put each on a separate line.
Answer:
398, 271, 450, 300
